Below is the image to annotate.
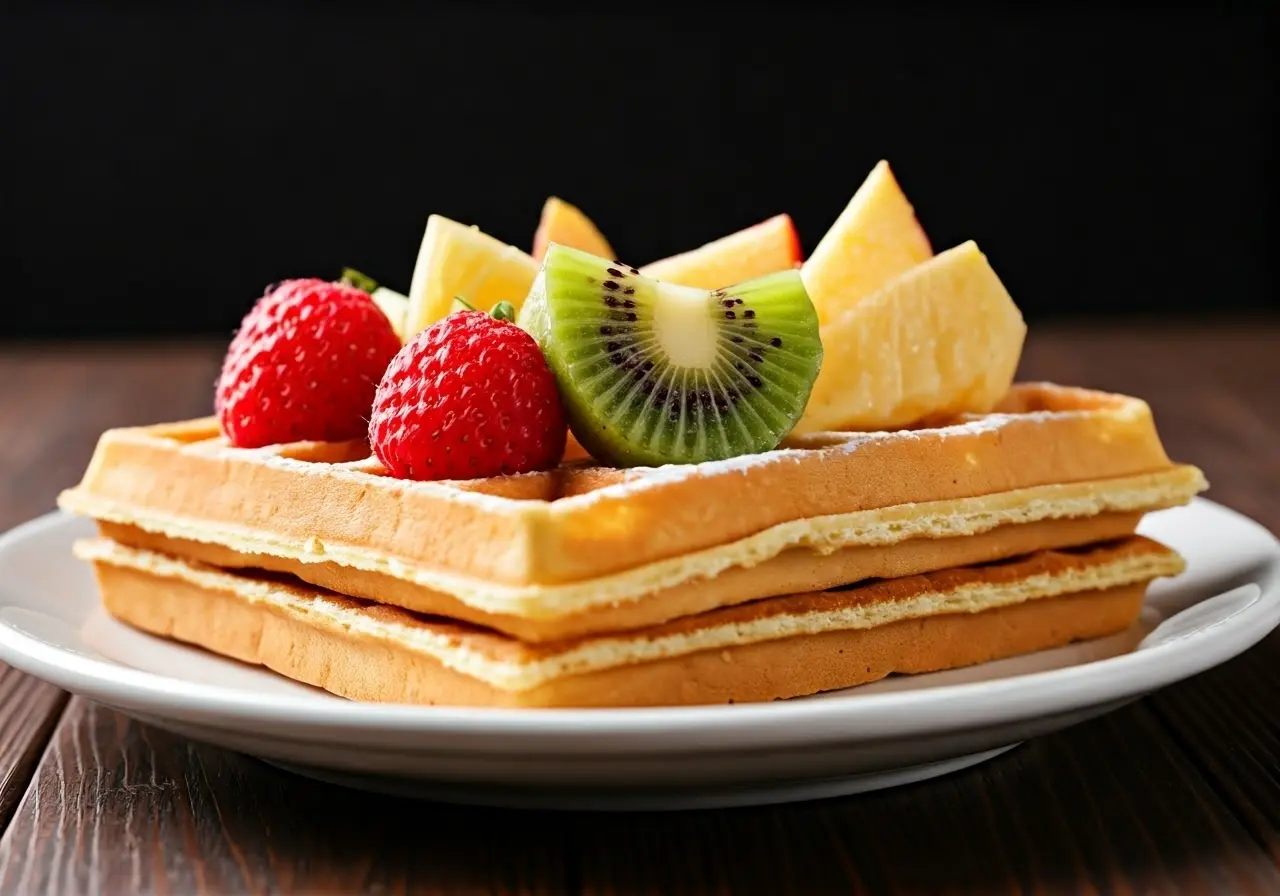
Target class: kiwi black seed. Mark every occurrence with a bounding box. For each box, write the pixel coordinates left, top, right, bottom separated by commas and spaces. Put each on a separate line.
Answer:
518, 244, 823, 467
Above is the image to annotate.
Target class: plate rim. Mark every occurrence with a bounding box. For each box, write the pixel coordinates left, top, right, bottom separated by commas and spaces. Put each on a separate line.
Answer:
0, 500, 1277, 752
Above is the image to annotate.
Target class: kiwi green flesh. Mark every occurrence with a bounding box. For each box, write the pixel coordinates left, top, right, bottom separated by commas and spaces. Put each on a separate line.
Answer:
524, 243, 823, 468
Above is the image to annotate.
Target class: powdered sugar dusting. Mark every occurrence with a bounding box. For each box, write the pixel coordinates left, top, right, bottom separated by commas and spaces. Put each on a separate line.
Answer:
220, 450, 535, 513
556, 408, 1083, 508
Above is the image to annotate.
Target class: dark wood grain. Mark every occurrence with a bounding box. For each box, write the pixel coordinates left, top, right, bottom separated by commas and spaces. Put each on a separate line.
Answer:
0, 667, 67, 837
0, 326, 1277, 894
0, 700, 1276, 895
1149, 638, 1280, 865
0, 343, 221, 847
0, 700, 574, 895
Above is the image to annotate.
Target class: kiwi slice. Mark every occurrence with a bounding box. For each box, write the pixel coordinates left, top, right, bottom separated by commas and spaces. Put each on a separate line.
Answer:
518, 243, 822, 467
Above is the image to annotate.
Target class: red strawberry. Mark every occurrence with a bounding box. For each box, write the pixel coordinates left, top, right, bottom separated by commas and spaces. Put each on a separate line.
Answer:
369, 307, 567, 480
216, 278, 401, 448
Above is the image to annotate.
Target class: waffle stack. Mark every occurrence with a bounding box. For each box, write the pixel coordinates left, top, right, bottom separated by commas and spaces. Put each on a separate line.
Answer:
59, 383, 1205, 707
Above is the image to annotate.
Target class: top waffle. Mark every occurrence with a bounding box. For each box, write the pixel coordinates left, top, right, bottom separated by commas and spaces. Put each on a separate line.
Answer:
60, 382, 1204, 619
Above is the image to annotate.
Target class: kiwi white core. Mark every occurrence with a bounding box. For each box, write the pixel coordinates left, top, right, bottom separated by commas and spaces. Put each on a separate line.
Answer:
652, 282, 717, 367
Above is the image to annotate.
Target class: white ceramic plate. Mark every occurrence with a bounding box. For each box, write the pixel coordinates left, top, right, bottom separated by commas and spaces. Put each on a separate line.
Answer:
0, 499, 1276, 811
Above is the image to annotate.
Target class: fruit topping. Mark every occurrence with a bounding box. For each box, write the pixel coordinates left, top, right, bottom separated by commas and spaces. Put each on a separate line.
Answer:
369, 307, 567, 481
794, 241, 1026, 434
519, 244, 822, 468
216, 279, 402, 448
404, 215, 539, 340
532, 197, 614, 262
800, 160, 933, 325
638, 214, 802, 289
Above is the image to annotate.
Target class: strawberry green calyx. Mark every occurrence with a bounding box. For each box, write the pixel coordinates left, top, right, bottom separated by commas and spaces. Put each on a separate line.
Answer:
451, 296, 514, 322
340, 267, 381, 294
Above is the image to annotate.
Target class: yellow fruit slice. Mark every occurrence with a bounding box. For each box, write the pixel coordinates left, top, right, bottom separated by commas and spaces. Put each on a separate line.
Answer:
638, 214, 801, 289
802, 160, 933, 325
794, 241, 1026, 434
370, 287, 409, 342
404, 215, 539, 339
532, 198, 615, 261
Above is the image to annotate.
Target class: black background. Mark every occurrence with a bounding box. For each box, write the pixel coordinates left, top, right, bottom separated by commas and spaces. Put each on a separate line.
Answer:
2, 4, 1274, 339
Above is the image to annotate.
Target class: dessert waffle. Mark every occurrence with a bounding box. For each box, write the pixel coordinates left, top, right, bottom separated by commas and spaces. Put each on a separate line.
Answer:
59, 383, 1205, 640
78, 536, 1184, 708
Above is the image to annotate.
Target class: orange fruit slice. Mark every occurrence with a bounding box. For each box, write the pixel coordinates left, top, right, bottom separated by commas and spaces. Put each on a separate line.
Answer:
532, 198, 615, 262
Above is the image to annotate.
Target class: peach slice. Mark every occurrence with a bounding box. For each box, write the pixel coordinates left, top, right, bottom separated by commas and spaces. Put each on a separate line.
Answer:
639, 214, 801, 290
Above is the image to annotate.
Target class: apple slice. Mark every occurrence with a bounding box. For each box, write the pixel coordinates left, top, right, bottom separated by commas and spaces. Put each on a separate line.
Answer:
638, 214, 801, 289
532, 197, 615, 262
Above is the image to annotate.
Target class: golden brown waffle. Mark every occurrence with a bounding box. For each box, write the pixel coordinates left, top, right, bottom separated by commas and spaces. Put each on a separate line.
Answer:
59, 383, 1206, 640
94, 511, 1146, 641
78, 536, 1183, 708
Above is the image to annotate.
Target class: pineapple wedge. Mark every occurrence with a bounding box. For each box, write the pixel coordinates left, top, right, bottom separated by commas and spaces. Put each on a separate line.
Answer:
795, 241, 1026, 434
802, 160, 934, 325
404, 215, 539, 339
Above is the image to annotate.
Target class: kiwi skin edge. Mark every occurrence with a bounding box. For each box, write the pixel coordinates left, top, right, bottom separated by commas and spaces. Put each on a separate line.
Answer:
519, 243, 823, 469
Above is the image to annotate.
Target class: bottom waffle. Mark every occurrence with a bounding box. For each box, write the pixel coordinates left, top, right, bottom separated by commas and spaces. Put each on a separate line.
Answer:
77, 537, 1184, 708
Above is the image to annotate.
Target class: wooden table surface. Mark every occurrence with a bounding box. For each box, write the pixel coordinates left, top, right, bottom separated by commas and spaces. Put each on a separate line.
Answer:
0, 323, 1277, 894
